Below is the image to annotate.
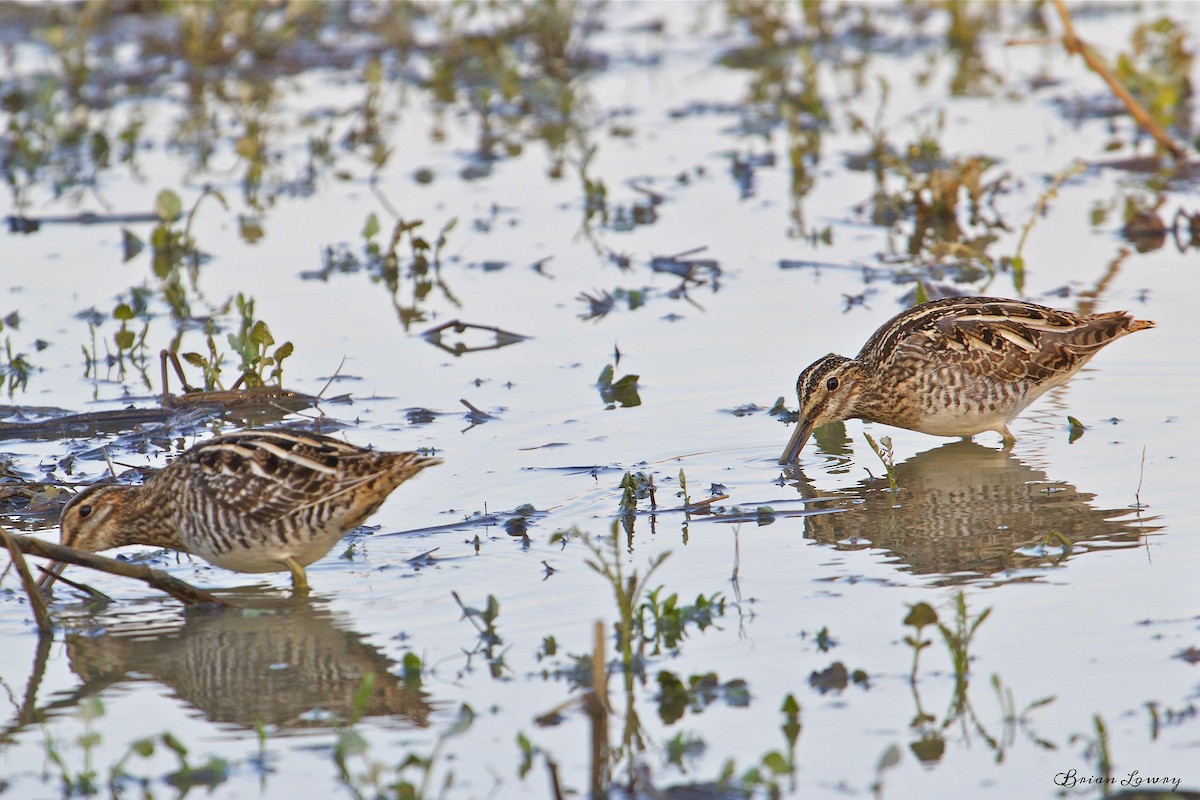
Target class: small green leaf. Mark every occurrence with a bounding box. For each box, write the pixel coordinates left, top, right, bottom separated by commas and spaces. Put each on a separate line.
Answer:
610, 374, 641, 407
762, 751, 789, 774
362, 212, 380, 241
161, 732, 188, 757
250, 320, 274, 348
155, 189, 182, 222
402, 652, 422, 684
904, 602, 938, 628
113, 303, 135, 321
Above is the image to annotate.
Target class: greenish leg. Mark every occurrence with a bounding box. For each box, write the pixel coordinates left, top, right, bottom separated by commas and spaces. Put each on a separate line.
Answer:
284, 557, 309, 594
1000, 426, 1016, 449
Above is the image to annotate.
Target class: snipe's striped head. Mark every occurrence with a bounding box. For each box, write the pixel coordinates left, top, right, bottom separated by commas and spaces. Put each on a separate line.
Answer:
57, 483, 138, 553
779, 354, 866, 463
36, 483, 145, 591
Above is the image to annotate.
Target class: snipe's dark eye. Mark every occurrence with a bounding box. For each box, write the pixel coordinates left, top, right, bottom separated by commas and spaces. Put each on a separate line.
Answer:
826, 376, 840, 391
78, 504, 93, 519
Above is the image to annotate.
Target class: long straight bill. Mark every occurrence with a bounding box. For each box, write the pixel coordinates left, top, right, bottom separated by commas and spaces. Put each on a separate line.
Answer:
36, 560, 68, 593
779, 418, 814, 464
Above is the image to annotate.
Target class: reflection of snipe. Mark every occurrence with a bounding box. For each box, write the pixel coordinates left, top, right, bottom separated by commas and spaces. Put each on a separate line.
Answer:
58, 599, 433, 730
786, 441, 1158, 584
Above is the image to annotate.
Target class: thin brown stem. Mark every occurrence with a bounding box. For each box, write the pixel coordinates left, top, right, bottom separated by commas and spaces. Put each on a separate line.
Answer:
1, 530, 53, 632
1052, 0, 1186, 160
7, 534, 227, 607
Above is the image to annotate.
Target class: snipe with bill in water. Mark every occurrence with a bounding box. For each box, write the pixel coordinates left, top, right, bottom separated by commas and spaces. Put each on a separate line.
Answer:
779, 296, 1155, 463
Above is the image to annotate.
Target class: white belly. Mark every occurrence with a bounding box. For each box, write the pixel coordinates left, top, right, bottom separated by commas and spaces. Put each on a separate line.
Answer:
180, 523, 348, 574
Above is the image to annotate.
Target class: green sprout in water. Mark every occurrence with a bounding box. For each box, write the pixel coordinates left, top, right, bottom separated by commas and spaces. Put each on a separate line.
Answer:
676, 468, 691, 508
722, 694, 802, 798
863, 432, 899, 499
178, 322, 226, 391
226, 293, 294, 388
451, 591, 506, 679
903, 601, 938, 683
1, 337, 34, 396
175, 293, 294, 391
0, 311, 35, 396
938, 591, 992, 720
640, 586, 726, 655
551, 523, 668, 671
335, 672, 474, 800
41, 694, 230, 796
618, 471, 654, 514
597, 363, 642, 408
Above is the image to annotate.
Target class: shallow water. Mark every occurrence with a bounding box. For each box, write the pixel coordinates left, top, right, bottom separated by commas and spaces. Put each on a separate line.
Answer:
2, 2, 1199, 798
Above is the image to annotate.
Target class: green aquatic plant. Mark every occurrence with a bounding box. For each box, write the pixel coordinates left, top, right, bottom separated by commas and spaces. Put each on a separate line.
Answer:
903, 598, 1056, 765
178, 323, 226, 391
167, 294, 294, 392
40, 694, 231, 797
939, 591, 991, 685
1064, 713, 1113, 789
42, 695, 104, 796
552, 523, 668, 670
943, 1, 1002, 97
676, 468, 693, 509
452, 591, 507, 679
381, 216, 460, 330
719, 693, 802, 798
863, 432, 899, 499
225, 293, 294, 388
1115, 17, 1195, 145
597, 363, 642, 408
640, 587, 726, 655
869, 743, 902, 800
110, 300, 151, 381
617, 471, 654, 514
903, 601, 938, 683
0, 311, 35, 396
334, 672, 474, 800
655, 670, 749, 725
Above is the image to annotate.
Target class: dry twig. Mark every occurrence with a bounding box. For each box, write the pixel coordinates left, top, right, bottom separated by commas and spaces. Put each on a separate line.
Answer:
5, 533, 228, 608
1, 530, 53, 632
1052, 0, 1186, 160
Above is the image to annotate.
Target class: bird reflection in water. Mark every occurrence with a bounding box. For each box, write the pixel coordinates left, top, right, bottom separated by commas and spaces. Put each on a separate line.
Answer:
15, 597, 433, 735
782, 437, 1158, 584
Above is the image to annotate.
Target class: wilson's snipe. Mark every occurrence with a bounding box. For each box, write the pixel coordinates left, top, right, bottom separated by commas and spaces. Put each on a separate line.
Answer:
780, 296, 1155, 463
42, 429, 441, 592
